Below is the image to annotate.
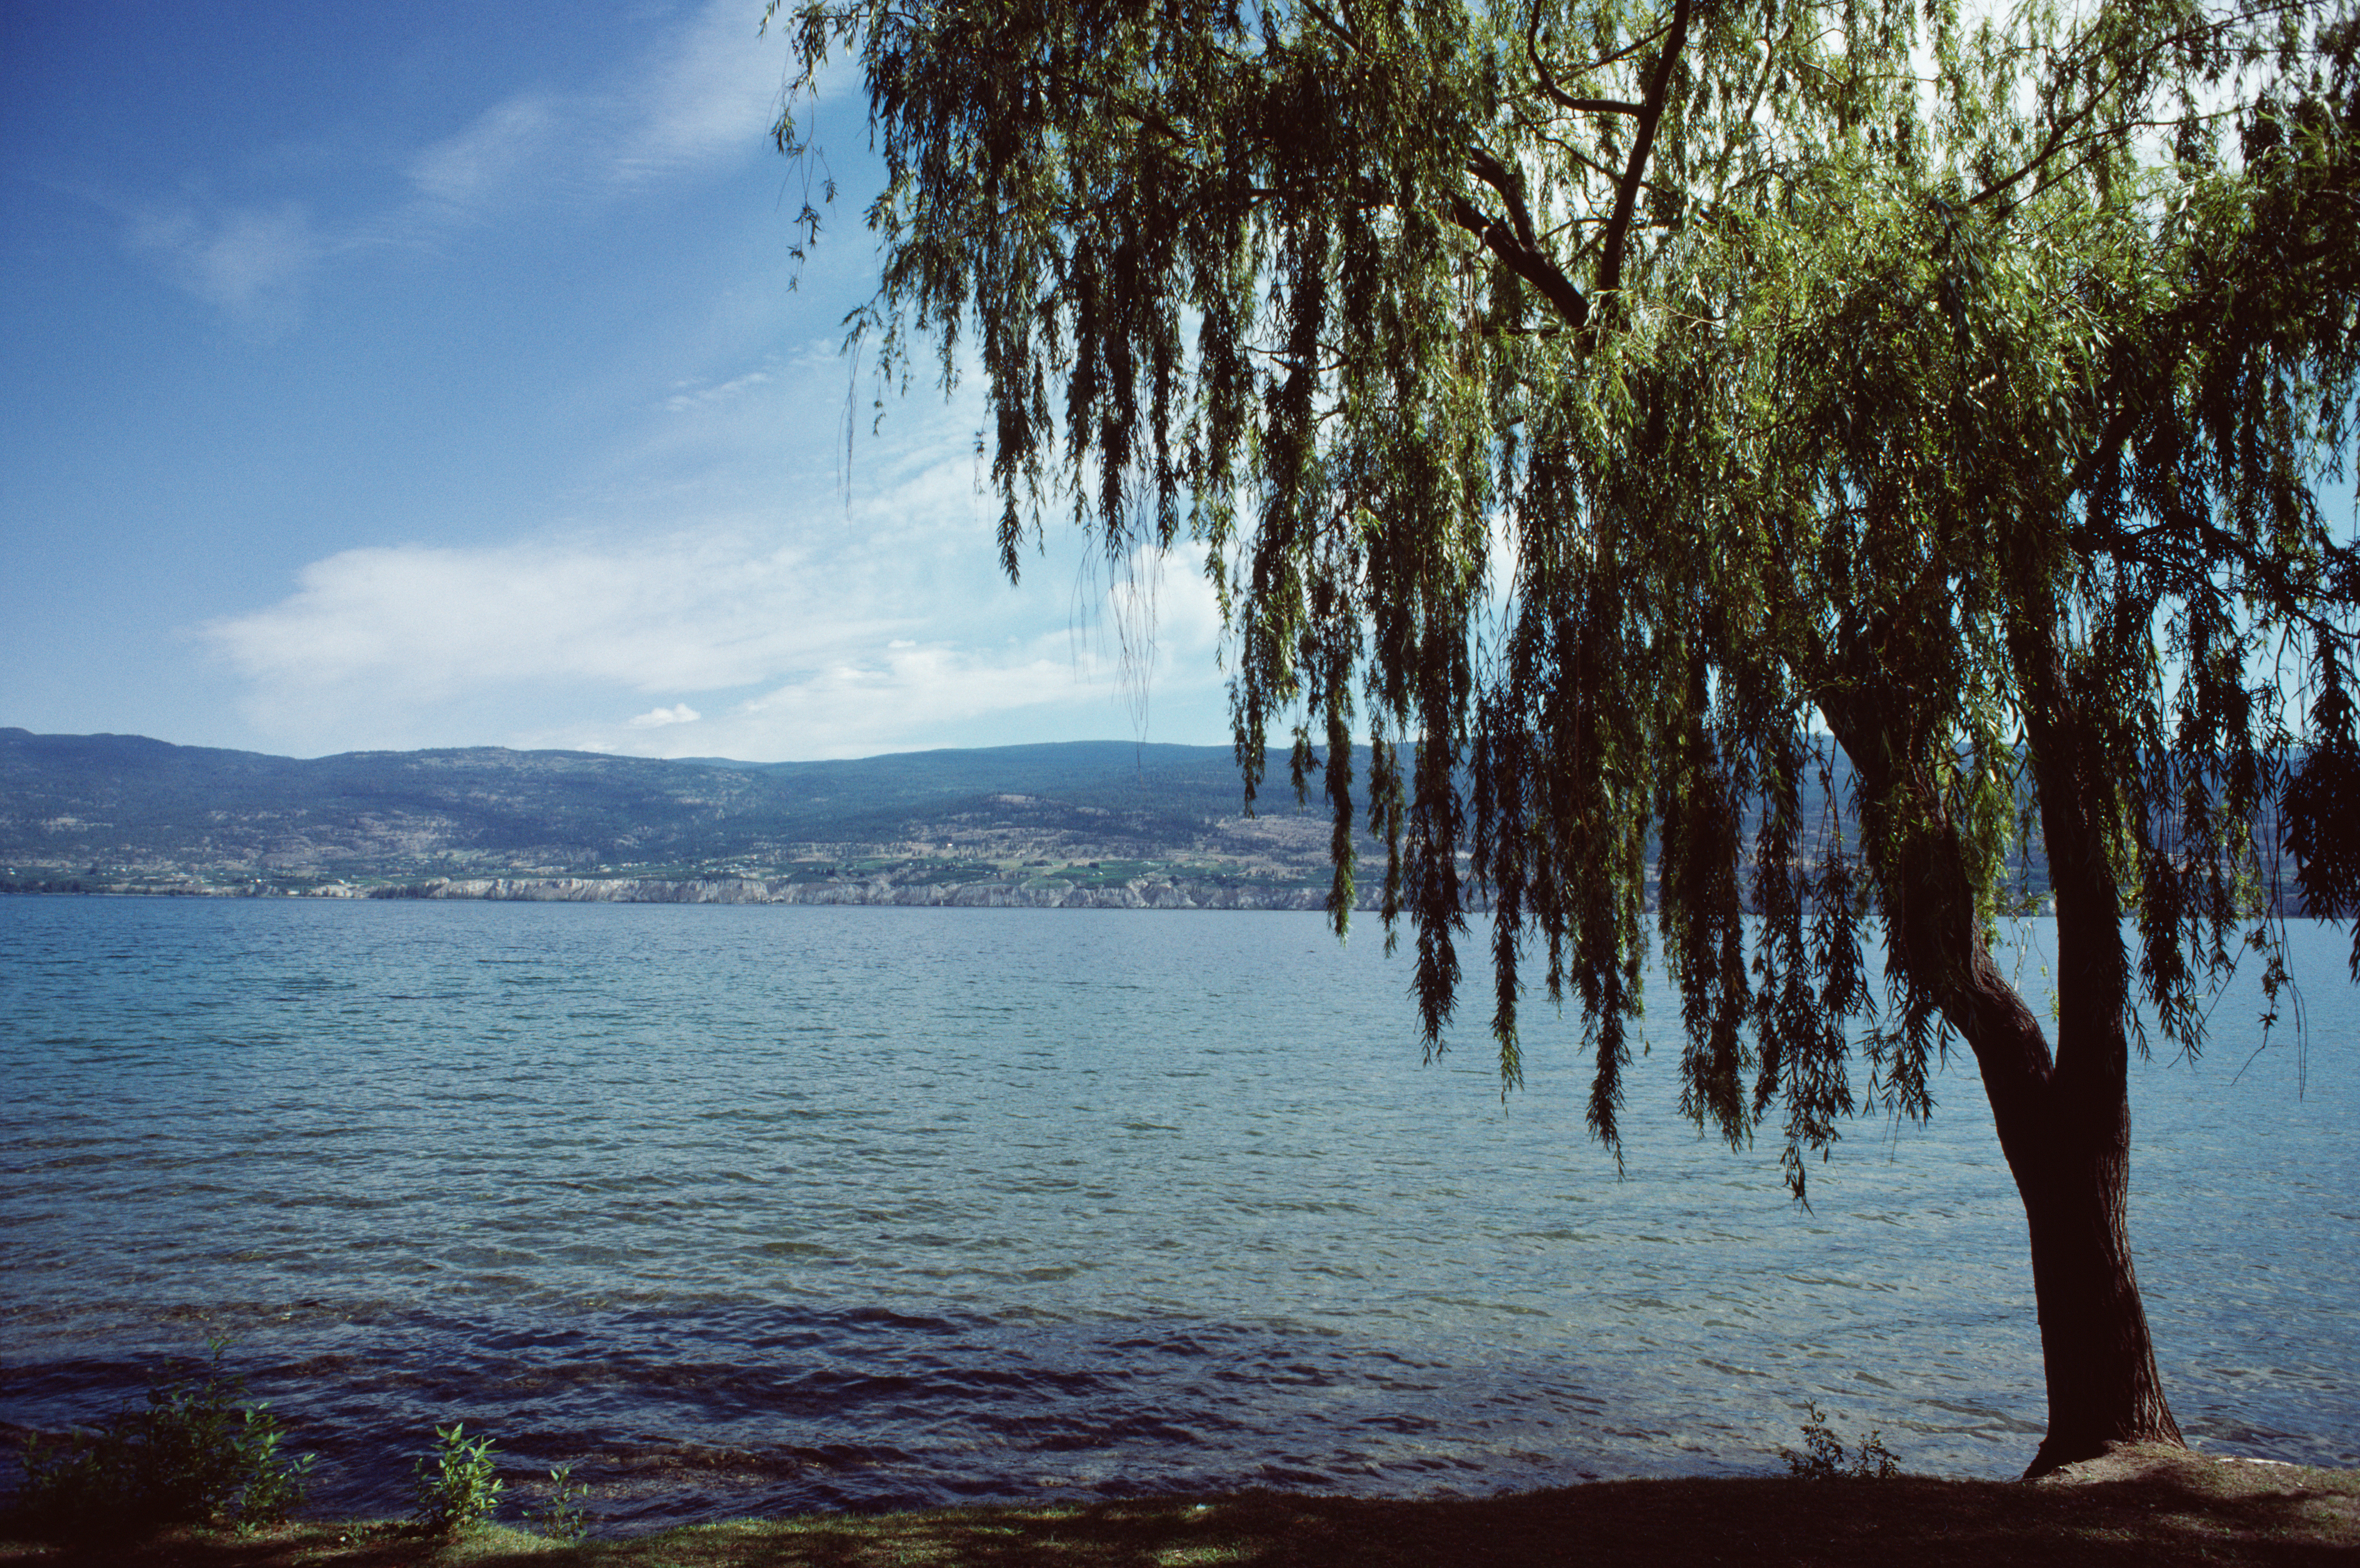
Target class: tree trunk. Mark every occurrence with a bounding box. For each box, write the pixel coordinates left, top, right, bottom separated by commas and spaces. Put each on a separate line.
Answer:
1821, 651, 2185, 1477
2008, 1086, 2185, 1474
1954, 951, 2185, 1476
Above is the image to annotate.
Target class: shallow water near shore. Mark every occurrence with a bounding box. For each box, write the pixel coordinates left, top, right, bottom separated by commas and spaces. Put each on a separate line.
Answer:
1, 897, 2353, 1532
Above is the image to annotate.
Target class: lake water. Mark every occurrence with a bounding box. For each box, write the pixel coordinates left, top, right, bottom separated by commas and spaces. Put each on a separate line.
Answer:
1, 896, 2353, 1533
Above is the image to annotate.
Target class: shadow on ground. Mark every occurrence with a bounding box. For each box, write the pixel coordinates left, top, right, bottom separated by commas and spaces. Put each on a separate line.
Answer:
5, 1447, 2353, 1567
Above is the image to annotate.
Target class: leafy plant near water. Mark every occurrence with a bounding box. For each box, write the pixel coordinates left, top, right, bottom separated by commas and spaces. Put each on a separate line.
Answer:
410, 1422, 504, 1535
1782, 1402, 1902, 1480
529, 1461, 590, 1543
12, 1339, 313, 1536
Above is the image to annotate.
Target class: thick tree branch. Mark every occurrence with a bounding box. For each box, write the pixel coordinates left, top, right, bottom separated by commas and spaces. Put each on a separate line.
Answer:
1596, 0, 1694, 303
1813, 660, 2055, 1080
1468, 148, 1541, 249
1465, 0, 1689, 330
1446, 186, 1592, 329
1552, 94, 1649, 115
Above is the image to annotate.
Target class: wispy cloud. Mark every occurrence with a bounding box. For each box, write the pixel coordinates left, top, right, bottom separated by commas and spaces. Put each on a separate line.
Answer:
115, 0, 792, 324
124, 201, 323, 332
404, 93, 565, 214
611, 0, 796, 184
664, 370, 774, 412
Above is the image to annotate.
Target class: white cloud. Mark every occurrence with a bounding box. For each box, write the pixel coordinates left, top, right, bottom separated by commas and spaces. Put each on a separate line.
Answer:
566, 536, 1228, 760
719, 641, 1111, 754
204, 525, 882, 698
629, 703, 703, 727
203, 485, 1231, 762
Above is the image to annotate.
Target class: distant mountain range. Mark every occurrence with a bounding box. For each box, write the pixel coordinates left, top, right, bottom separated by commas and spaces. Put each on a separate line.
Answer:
1, 727, 2070, 912
0, 728, 1366, 905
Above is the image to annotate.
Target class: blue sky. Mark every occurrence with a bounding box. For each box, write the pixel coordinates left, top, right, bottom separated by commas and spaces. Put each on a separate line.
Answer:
0, 0, 1229, 761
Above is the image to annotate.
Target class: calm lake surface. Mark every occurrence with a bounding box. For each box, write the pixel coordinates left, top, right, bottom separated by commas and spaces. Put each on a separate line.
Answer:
1, 896, 2354, 1532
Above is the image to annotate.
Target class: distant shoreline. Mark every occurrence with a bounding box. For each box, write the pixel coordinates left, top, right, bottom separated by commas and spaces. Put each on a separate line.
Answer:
0, 874, 1396, 911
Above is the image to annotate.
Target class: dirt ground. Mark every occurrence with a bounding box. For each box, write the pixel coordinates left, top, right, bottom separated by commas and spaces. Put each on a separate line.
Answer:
4, 1445, 2354, 1567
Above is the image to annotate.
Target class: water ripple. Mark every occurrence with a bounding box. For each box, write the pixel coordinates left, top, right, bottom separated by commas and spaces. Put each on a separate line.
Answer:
1, 898, 2352, 1535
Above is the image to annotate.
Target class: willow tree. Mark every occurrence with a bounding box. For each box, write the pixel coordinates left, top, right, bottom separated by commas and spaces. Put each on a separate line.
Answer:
768, 0, 2360, 1473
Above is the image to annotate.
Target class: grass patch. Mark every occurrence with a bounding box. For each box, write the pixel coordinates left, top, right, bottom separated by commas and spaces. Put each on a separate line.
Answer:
4, 1450, 2352, 1567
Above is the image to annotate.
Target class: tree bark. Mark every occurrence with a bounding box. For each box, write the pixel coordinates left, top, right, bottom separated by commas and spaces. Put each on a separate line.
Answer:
1820, 634, 2183, 1478
1937, 939, 2184, 1476
2002, 1038, 2186, 1475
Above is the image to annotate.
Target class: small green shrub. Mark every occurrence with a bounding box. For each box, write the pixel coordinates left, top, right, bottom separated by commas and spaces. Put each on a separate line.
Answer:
13, 1340, 314, 1537
1781, 1400, 1902, 1479
529, 1461, 590, 1543
410, 1422, 504, 1536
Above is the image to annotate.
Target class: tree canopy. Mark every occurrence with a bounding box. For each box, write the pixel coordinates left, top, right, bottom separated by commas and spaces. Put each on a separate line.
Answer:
768, 0, 2360, 1470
